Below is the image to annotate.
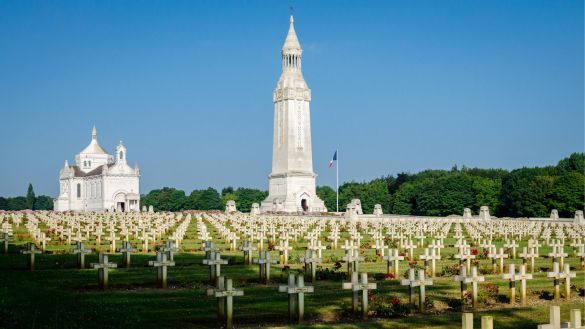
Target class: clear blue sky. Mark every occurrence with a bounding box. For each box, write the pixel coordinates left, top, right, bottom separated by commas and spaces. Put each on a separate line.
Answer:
0, 0, 583, 197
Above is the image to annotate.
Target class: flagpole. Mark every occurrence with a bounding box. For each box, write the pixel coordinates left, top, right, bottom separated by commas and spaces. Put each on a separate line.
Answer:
336, 149, 339, 213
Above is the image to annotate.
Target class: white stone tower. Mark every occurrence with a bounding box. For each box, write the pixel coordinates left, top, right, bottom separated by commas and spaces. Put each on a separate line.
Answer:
261, 16, 327, 213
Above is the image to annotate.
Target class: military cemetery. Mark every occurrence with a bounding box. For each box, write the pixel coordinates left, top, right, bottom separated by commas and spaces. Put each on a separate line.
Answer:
0, 1, 582, 328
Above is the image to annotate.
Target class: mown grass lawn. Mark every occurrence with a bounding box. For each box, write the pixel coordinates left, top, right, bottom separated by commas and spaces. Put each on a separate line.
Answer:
1, 219, 584, 328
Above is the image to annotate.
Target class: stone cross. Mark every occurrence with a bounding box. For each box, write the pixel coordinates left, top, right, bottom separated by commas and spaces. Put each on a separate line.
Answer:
504, 239, 519, 259
149, 251, 176, 288
402, 239, 416, 260
301, 249, 322, 283
240, 240, 257, 265
503, 264, 521, 304
453, 266, 469, 311
342, 272, 360, 314
401, 268, 433, 311
547, 262, 576, 300
228, 234, 239, 252
371, 239, 386, 257
384, 248, 404, 276
569, 238, 583, 257
252, 250, 277, 283
203, 251, 228, 283
455, 247, 476, 273
516, 264, 533, 305
36, 232, 51, 253
465, 266, 485, 309
201, 240, 219, 259
420, 247, 441, 277
118, 241, 137, 268
90, 253, 117, 289
518, 246, 538, 273
488, 247, 508, 274
342, 248, 364, 279
21, 243, 41, 271
548, 245, 568, 269
106, 230, 119, 253
312, 240, 327, 258
429, 239, 444, 257
72, 241, 91, 269
577, 245, 585, 269
212, 277, 244, 329
352, 273, 376, 319
274, 239, 292, 265
529, 239, 542, 256
278, 273, 314, 323
0, 232, 11, 254
159, 240, 178, 262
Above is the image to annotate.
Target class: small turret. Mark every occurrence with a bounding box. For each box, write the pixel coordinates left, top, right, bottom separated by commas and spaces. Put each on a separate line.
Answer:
116, 141, 127, 164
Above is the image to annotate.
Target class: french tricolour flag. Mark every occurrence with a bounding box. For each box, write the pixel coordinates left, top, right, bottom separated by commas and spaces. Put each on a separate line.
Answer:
329, 150, 337, 168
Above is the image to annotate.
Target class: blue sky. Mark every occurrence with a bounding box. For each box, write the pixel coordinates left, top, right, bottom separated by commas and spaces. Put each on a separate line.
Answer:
0, 0, 583, 197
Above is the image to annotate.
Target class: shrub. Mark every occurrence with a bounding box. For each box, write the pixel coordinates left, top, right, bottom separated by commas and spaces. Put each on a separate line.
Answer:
371, 294, 411, 318
440, 264, 460, 277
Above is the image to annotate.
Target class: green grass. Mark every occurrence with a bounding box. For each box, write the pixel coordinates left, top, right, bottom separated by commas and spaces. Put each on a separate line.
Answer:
1, 219, 584, 329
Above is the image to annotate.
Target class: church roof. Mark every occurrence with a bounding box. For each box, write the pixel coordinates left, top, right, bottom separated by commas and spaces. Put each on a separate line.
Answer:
79, 126, 109, 155
282, 15, 301, 51
80, 140, 109, 155
71, 165, 106, 177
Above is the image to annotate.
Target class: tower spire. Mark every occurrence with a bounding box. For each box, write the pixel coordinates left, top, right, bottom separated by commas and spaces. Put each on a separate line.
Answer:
282, 15, 301, 52
92, 125, 97, 140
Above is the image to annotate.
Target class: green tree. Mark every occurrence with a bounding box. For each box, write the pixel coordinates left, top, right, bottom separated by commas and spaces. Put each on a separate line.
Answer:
7, 197, 27, 210
316, 186, 337, 212
415, 173, 475, 216
497, 167, 557, 217
141, 188, 186, 212
185, 187, 222, 210
0, 197, 7, 210
26, 183, 35, 210
557, 152, 585, 174
233, 188, 268, 213
546, 172, 585, 217
471, 176, 501, 214
391, 182, 417, 215
34, 196, 54, 210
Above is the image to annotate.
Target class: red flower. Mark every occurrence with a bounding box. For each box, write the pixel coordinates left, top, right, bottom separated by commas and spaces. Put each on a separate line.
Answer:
384, 273, 395, 279
391, 297, 401, 305
472, 249, 479, 255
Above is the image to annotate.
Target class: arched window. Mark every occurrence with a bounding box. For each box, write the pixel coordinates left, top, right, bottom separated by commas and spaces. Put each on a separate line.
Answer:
84, 161, 87, 167
77, 183, 81, 198
119, 151, 124, 160
88, 161, 91, 167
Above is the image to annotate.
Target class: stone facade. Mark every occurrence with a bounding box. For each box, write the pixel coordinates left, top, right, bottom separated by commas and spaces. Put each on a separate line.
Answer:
53, 127, 140, 212
261, 16, 326, 213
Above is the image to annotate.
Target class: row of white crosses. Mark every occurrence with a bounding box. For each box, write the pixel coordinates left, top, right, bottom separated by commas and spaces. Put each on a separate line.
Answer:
19, 211, 186, 253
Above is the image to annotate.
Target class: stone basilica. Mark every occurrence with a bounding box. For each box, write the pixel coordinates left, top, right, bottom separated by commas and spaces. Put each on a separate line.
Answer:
53, 126, 140, 212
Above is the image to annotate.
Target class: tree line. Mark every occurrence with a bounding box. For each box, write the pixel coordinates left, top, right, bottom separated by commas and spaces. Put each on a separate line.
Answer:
1, 153, 582, 217
317, 152, 584, 218
0, 183, 54, 211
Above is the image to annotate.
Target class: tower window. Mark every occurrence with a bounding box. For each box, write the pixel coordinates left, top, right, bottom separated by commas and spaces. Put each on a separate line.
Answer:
84, 161, 87, 167
77, 183, 81, 198
119, 151, 124, 160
